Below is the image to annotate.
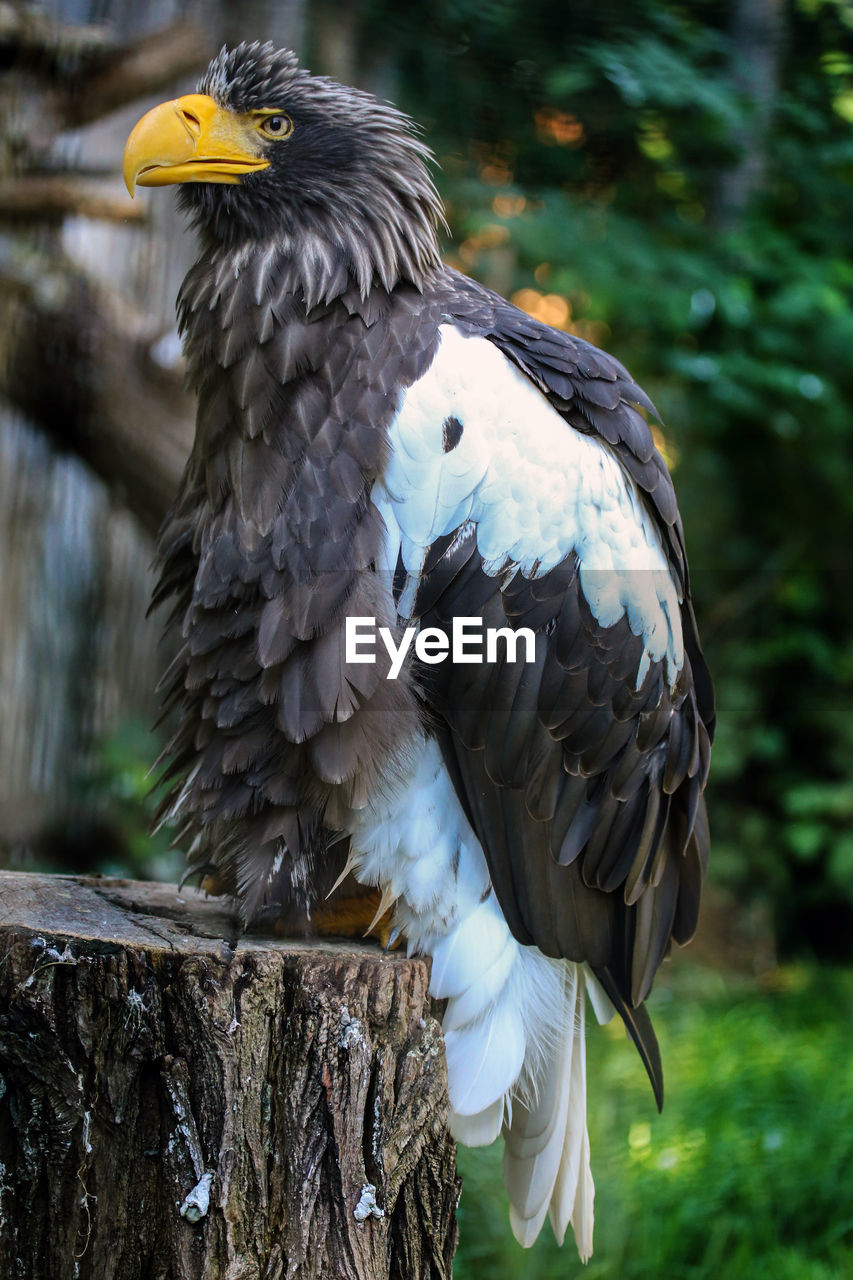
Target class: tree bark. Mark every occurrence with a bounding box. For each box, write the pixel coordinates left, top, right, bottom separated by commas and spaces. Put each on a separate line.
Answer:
0, 251, 193, 537
56, 21, 212, 129
0, 872, 459, 1280
0, 176, 146, 223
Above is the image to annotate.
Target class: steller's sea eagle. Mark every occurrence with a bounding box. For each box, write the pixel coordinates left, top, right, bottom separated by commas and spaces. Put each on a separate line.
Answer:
123, 42, 714, 1257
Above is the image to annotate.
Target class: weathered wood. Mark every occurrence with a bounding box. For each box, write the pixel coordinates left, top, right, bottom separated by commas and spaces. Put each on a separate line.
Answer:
0, 13, 210, 132
0, 872, 459, 1279
0, 5, 109, 64
0, 176, 144, 224
57, 21, 213, 129
0, 250, 193, 536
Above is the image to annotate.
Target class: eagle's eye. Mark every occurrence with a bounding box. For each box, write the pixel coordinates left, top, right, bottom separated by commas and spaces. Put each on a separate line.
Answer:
258, 114, 292, 139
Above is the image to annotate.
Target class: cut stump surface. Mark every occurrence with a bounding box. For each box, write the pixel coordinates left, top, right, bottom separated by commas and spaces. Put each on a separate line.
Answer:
0, 871, 459, 1280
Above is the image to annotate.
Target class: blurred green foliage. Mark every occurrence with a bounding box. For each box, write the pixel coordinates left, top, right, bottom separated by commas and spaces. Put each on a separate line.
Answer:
47, 719, 183, 884
347, 0, 853, 957
79, 719, 183, 881
454, 962, 853, 1277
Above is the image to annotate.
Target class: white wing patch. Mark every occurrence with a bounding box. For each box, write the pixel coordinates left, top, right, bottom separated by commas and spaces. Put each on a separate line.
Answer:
375, 324, 684, 684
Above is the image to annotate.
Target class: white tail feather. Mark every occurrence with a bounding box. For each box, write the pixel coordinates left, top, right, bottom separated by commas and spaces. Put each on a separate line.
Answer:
346, 738, 596, 1257
547, 972, 592, 1251
429, 898, 510, 997
585, 965, 616, 1025
503, 965, 595, 1256
442, 934, 517, 1030
449, 1095, 504, 1146
571, 1128, 595, 1262
444, 994, 526, 1115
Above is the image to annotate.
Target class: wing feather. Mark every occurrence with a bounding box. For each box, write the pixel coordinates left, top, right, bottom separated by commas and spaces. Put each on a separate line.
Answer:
381, 273, 714, 1098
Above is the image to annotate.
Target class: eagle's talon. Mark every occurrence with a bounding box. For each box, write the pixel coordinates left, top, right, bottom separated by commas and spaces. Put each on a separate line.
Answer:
383, 924, 405, 953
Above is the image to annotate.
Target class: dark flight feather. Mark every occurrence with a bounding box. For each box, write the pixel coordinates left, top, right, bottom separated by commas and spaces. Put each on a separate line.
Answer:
391, 270, 715, 1031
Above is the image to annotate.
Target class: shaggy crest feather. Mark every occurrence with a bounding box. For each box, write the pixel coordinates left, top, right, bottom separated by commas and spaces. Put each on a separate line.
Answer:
183, 41, 446, 298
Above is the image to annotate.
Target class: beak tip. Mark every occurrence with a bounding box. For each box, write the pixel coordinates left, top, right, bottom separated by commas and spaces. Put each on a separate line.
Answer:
122, 156, 137, 197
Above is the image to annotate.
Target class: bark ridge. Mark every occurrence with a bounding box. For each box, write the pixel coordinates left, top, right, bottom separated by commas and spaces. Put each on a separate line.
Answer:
0, 872, 459, 1279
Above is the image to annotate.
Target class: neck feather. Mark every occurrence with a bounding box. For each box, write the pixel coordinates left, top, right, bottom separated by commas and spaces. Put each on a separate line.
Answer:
182, 179, 445, 308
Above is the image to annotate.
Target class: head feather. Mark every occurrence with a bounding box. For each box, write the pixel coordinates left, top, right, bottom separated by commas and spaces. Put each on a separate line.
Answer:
183, 42, 446, 299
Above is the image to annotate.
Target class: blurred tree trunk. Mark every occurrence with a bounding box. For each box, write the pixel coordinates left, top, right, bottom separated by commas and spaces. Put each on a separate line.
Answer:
1, 245, 192, 538
0, 872, 459, 1279
0, 12, 207, 529
714, 0, 784, 229
0, 0, 367, 869
0, 5, 210, 860
313, 0, 359, 84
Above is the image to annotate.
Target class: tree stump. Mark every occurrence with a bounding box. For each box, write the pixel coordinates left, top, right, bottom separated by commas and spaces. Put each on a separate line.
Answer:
0, 872, 459, 1279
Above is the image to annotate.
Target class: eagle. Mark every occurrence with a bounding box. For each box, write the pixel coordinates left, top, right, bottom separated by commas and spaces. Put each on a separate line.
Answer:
123, 42, 713, 1258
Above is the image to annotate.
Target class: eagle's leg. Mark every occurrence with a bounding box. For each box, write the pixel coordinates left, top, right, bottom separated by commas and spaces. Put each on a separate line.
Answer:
200, 870, 402, 947
309, 889, 404, 949
346, 734, 596, 1258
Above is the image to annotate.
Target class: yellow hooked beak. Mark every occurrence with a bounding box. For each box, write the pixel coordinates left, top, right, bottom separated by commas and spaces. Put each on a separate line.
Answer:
123, 94, 271, 195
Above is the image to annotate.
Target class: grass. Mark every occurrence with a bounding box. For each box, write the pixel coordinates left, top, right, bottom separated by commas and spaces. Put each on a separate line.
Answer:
453, 962, 853, 1279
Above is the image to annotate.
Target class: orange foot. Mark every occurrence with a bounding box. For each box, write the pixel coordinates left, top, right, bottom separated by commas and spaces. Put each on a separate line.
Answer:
302, 889, 404, 950
199, 872, 403, 949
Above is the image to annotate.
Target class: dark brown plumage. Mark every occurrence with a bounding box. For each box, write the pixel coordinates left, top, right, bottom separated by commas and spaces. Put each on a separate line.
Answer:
154, 270, 442, 920
125, 40, 713, 1254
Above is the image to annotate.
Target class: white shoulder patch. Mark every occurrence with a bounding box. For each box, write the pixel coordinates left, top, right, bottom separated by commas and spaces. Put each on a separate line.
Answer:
375, 324, 684, 683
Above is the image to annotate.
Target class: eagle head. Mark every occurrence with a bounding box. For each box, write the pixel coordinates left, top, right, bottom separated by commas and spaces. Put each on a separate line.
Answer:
123, 42, 444, 291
